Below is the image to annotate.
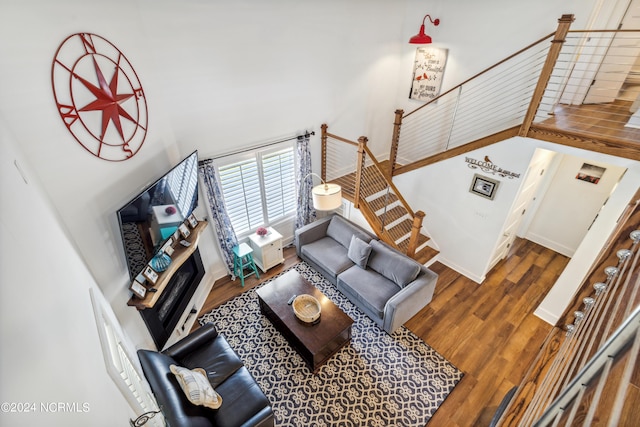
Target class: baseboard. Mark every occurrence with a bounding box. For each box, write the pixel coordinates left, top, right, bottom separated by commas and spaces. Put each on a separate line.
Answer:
525, 232, 575, 258
438, 256, 486, 284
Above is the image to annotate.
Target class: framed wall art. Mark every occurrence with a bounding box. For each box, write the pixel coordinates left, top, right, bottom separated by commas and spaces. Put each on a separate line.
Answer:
469, 174, 500, 200
576, 163, 605, 184
129, 280, 147, 299
187, 213, 198, 228
410, 47, 448, 102
143, 265, 159, 284
179, 223, 191, 239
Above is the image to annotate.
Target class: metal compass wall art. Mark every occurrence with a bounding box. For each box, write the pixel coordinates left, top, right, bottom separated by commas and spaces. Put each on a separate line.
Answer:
51, 33, 148, 161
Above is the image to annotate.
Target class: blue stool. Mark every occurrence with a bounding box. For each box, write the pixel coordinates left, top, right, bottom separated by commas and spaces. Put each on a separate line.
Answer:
232, 243, 260, 287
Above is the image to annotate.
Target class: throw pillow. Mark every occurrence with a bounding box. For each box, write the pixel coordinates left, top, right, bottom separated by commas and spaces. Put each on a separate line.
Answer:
170, 365, 222, 410
347, 235, 372, 268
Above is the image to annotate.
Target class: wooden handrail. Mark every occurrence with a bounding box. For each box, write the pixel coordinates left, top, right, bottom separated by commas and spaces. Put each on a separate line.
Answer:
323, 131, 359, 146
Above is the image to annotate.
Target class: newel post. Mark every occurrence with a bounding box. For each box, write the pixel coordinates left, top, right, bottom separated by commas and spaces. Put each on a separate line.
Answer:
407, 210, 425, 257
320, 123, 328, 182
519, 14, 574, 137
389, 109, 404, 178
353, 136, 368, 209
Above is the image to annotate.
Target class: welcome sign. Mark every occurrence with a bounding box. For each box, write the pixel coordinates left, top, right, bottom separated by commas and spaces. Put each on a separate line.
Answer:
465, 156, 521, 179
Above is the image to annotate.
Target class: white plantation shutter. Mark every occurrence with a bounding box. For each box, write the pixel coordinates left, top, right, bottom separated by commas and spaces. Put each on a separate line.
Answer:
262, 148, 296, 221
218, 159, 264, 235
216, 143, 297, 236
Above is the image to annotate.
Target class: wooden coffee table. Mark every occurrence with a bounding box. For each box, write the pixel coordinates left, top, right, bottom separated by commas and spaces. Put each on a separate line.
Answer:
256, 270, 353, 372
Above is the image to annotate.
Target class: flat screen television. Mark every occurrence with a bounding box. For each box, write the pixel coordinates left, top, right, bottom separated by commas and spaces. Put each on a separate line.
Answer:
117, 151, 199, 280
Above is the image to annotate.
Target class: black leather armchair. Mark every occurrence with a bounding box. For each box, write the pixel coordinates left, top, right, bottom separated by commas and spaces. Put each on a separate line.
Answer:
138, 323, 274, 427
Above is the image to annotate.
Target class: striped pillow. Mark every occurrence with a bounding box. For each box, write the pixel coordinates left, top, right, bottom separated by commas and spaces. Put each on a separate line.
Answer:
170, 365, 222, 410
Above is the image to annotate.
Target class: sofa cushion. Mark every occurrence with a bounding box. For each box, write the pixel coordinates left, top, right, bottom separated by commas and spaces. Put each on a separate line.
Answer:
211, 367, 272, 427
326, 215, 373, 249
368, 240, 421, 288
172, 328, 244, 388
170, 365, 222, 410
301, 237, 354, 278
347, 236, 372, 269
338, 266, 401, 318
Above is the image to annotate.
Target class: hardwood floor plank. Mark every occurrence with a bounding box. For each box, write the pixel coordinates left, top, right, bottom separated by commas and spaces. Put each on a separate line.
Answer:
195, 237, 569, 426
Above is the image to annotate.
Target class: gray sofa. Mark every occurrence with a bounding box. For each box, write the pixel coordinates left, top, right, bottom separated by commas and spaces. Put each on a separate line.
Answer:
295, 214, 437, 333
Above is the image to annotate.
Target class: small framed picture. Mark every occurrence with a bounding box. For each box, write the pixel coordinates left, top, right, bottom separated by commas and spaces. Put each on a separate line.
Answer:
187, 213, 198, 228
172, 229, 180, 242
143, 265, 159, 284
134, 272, 146, 285
469, 174, 500, 200
161, 238, 173, 254
576, 162, 605, 184
164, 245, 175, 256
179, 223, 191, 239
129, 279, 147, 299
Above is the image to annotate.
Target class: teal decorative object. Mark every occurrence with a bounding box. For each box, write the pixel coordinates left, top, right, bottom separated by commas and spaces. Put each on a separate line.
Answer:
150, 252, 172, 272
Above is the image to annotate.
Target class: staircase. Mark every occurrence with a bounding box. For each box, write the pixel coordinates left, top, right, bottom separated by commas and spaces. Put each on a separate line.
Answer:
319, 13, 640, 425
320, 126, 438, 265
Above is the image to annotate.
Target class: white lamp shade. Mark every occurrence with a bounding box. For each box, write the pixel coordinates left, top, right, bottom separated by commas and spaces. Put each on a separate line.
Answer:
312, 183, 342, 211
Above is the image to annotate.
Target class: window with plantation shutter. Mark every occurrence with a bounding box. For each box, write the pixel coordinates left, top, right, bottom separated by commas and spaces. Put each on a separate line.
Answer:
218, 158, 264, 235
263, 148, 296, 221
216, 143, 297, 237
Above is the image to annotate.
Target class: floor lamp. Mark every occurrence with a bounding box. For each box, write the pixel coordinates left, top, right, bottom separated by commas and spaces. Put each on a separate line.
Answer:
303, 173, 342, 211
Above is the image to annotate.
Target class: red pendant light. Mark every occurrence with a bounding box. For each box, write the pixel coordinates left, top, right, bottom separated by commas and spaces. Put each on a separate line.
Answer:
409, 14, 440, 44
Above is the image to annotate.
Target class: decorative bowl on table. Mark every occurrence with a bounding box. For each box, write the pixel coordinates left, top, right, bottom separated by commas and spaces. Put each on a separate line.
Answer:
292, 294, 321, 323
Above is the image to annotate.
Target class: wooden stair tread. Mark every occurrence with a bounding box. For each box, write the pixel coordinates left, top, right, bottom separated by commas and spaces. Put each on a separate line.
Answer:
377, 205, 408, 225
397, 232, 430, 253
368, 192, 399, 212
413, 246, 440, 265
386, 218, 413, 240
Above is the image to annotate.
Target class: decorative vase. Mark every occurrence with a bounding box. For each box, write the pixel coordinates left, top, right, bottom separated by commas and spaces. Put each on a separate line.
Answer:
150, 252, 172, 272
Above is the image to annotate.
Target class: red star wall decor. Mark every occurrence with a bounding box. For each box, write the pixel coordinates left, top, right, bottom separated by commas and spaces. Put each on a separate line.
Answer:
51, 33, 148, 161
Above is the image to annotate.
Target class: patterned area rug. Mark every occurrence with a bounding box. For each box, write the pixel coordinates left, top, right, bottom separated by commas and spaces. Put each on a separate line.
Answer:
199, 262, 463, 426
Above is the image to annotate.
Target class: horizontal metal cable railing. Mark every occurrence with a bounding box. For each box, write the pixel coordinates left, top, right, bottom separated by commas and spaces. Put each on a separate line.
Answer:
322, 132, 359, 199
396, 34, 553, 165
533, 30, 640, 144
522, 229, 640, 426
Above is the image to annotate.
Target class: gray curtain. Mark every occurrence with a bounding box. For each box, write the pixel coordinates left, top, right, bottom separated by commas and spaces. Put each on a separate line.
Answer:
295, 133, 317, 229
198, 162, 238, 275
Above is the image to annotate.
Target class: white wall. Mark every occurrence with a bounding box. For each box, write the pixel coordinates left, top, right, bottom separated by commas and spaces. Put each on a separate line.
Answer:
0, 119, 135, 426
394, 137, 538, 282
525, 155, 627, 257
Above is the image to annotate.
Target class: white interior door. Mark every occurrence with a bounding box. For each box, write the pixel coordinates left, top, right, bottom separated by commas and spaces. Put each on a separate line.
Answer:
584, 0, 640, 103
488, 151, 555, 270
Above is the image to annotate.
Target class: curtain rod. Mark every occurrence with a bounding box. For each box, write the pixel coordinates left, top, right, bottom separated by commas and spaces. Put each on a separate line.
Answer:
198, 131, 315, 165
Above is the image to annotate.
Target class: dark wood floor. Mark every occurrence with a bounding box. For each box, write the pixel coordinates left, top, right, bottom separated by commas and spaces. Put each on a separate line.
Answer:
195, 238, 569, 426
